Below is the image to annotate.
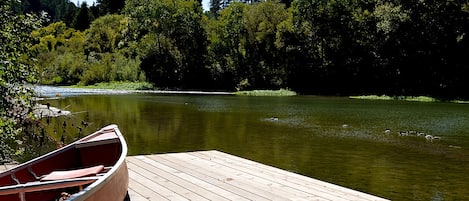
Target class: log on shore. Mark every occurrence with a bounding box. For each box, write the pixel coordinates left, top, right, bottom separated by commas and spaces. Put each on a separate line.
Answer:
33, 104, 71, 118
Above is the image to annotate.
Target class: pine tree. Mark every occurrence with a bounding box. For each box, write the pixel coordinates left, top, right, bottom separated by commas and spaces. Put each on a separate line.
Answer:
210, 0, 221, 18
279, 0, 292, 8
97, 0, 125, 15
72, 2, 92, 31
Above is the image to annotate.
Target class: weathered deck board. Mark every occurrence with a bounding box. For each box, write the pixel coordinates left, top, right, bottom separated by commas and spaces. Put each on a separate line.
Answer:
192, 151, 374, 200
1, 150, 389, 201
154, 154, 276, 201
155, 153, 314, 200
128, 150, 389, 201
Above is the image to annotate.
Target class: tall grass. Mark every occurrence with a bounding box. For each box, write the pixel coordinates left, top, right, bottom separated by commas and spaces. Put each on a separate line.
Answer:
349, 95, 436, 102
233, 89, 297, 96
70, 81, 154, 90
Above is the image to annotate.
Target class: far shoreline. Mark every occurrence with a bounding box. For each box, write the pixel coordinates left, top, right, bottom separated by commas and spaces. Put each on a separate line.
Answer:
34, 85, 469, 102
34, 85, 233, 98
349, 95, 469, 104
34, 84, 297, 98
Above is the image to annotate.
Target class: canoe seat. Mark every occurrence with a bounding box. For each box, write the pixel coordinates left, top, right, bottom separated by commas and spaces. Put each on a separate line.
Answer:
0, 176, 99, 196
0, 165, 106, 198
41, 165, 105, 181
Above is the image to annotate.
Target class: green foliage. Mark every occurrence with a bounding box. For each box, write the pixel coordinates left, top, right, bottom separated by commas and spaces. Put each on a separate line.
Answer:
125, 0, 210, 88
85, 14, 127, 53
72, 2, 94, 31
243, 1, 289, 88
32, 15, 144, 86
206, 2, 247, 90
71, 81, 154, 90
233, 89, 297, 96
82, 14, 143, 85
280, 0, 293, 8
17, 0, 78, 26
374, 2, 409, 36
206, 1, 290, 90
80, 52, 143, 85
209, 0, 222, 18
350, 95, 436, 102
136, 33, 184, 87
0, 0, 43, 161
30, 21, 85, 54
97, 0, 125, 15
31, 22, 86, 85
24, 0, 469, 99
41, 0, 78, 25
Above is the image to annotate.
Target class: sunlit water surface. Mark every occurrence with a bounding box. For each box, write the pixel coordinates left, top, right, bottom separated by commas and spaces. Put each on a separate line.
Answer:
42, 92, 469, 200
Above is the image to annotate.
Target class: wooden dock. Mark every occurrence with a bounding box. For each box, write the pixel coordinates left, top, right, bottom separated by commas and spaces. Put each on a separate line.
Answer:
1, 150, 389, 201
126, 150, 388, 201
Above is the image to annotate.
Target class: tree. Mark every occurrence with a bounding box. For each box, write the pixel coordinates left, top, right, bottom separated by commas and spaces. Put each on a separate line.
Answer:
97, 0, 125, 15
18, 0, 78, 26
30, 22, 86, 85
391, 0, 469, 98
242, 1, 289, 89
206, 2, 247, 90
289, 0, 379, 94
0, 0, 43, 161
72, 2, 93, 31
125, 0, 210, 89
279, 0, 293, 8
24, 0, 42, 12
39, 0, 78, 25
85, 14, 126, 54
210, 0, 221, 18
81, 14, 143, 85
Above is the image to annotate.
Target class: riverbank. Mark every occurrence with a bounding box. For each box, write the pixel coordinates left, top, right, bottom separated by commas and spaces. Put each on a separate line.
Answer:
35, 84, 297, 98
35, 85, 233, 98
233, 89, 297, 96
350, 95, 469, 103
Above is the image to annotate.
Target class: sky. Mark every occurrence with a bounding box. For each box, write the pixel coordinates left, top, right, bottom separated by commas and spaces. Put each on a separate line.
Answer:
73, 0, 210, 11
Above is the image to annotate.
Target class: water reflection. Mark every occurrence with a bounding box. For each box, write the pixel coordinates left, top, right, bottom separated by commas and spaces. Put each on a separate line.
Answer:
43, 94, 469, 200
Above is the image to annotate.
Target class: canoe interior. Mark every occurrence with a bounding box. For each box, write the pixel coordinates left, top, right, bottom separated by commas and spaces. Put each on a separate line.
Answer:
0, 129, 122, 201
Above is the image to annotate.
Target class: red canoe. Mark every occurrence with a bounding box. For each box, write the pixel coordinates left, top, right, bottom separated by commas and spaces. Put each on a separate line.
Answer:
0, 125, 129, 201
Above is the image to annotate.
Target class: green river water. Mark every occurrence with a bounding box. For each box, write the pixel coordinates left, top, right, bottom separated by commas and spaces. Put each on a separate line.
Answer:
42, 92, 469, 200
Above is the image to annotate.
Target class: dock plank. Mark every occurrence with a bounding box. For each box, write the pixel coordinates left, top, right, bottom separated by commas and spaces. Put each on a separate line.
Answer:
133, 155, 238, 201
161, 152, 316, 200
128, 168, 181, 200
127, 170, 168, 201
127, 188, 150, 201
128, 156, 221, 201
155, 153, 285, 201
193, 150, 380, 201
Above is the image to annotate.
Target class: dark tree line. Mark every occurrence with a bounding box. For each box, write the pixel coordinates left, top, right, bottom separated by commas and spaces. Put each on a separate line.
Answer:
25, 0, 469, 99
203, 0, 469, 99
15, 0, 125, 30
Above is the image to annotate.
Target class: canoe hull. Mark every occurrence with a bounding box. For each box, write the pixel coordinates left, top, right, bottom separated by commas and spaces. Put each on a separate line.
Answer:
0, 124, 129, 201
73, 160, 128, 201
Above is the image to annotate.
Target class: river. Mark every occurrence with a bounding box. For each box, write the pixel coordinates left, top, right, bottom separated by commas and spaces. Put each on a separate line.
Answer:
38, 87, 469, 200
